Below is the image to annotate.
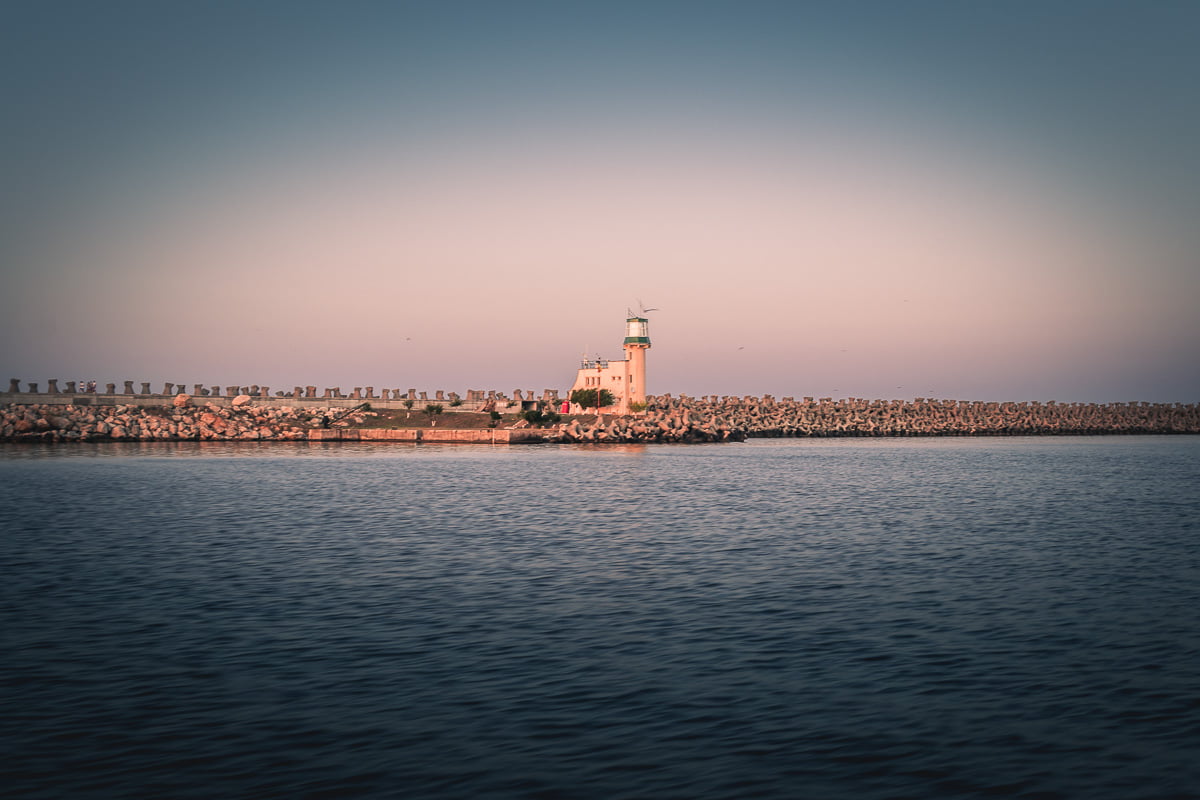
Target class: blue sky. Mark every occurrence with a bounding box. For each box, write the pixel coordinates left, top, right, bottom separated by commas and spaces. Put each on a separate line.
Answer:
3, 1, 1197, 402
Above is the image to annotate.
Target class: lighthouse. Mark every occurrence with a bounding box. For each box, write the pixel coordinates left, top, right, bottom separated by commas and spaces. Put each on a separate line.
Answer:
623, 315, 650, 409
568, 313, 652, 415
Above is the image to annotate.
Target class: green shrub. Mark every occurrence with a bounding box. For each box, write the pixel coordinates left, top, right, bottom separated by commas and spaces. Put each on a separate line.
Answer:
569, 388, 615, 409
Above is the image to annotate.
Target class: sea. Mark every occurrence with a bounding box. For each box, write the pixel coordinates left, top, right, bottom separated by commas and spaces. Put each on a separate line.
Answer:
2, 436, 1198, 800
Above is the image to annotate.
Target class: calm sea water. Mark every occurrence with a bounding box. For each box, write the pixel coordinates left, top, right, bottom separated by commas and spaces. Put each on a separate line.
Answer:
2, 437, 1198, 799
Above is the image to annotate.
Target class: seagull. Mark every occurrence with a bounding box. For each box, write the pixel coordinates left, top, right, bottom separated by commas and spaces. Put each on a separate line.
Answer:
637, 299, 659, 313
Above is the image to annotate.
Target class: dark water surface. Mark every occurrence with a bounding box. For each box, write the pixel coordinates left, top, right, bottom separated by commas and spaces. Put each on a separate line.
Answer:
2, 437, 1198, 799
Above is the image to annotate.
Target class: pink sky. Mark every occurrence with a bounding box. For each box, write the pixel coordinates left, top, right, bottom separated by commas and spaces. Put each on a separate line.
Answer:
3, 3, 1196, 403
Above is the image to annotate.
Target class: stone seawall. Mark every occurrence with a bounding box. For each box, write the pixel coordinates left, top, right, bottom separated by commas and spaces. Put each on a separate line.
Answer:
2, 392, 1196, 444
651, 395, 1200, 436
2, 401, 321, 442
0, 401, 736, 444
0, 401, 547, 444
307, 428, 546, 444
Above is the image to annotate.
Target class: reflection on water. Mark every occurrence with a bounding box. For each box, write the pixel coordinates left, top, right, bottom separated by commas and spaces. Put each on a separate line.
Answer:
2, 437, 1198, 799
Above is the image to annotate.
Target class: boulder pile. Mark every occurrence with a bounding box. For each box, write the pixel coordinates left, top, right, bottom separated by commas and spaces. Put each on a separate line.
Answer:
0, 400, 373, 442
543, 408, 744, 443
2, 395, 1196, 444
648, 395, 1200, 436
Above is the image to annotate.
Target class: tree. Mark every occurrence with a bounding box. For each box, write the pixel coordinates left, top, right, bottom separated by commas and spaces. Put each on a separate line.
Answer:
424, 403, 444, 426
570, 388, 615, 413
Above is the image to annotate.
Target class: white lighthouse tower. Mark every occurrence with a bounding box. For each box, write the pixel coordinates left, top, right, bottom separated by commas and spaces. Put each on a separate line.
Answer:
568, 313, 652, 415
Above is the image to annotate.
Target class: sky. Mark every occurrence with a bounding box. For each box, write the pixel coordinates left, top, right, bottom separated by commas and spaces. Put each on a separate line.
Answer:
2, 0, 1197, 403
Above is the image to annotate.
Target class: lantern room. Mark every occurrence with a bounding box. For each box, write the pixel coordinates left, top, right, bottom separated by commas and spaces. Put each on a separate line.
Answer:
624, 316, 650, 345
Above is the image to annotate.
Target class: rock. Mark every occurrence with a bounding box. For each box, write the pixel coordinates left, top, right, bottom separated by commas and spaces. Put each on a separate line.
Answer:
173, 394, 192, 408
232, 395, 252, 407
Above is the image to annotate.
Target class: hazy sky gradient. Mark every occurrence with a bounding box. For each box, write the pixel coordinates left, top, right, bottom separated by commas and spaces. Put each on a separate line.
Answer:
3, 1, 1197, 402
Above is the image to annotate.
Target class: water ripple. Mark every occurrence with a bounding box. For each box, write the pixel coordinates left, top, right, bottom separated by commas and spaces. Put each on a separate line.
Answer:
1, 437, 1198, 798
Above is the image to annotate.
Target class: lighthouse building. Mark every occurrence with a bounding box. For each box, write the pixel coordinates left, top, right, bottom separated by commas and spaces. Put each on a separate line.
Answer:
568, 315, 651, 415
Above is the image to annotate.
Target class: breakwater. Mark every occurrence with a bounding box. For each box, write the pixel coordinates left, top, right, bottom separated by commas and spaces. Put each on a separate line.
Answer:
0, 399, 549, 443
0, 398, 736, 444
2, 392, 1195, 444
2, 399, 321, 442
530, 395, 1199, 443
650, 395, 1200, 437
